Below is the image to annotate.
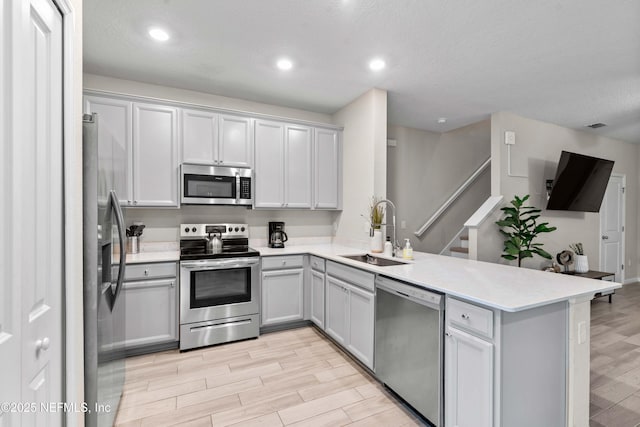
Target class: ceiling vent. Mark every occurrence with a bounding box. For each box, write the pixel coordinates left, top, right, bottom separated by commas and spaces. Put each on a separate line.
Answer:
586, 123, 607, 129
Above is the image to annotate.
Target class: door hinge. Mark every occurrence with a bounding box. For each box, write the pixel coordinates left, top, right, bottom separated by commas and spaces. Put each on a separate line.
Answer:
622, 264, 625, 271
622, 187, 625, 194
622, 225, 625, 232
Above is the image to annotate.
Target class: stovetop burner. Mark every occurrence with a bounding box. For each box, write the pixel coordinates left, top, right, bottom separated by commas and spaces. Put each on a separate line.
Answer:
179, 223, 260, 261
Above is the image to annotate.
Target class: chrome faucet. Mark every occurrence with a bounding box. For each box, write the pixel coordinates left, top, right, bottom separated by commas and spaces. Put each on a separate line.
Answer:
372, 199, 398, 257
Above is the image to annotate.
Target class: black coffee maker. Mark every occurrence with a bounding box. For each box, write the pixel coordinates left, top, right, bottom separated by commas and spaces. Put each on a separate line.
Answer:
268, 221, 288, 248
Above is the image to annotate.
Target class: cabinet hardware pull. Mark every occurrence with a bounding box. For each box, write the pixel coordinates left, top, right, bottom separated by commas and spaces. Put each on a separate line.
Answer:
461, 313, 470, 319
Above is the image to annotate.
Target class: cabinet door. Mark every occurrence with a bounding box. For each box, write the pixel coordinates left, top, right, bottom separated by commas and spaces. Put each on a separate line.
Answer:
254, 120, 285, 208
219, 114, 252, 167
181, 108, 217, 165
325, 276, 349, 346
133, 103, 179, 206
122, 279, 178, 348
261, 268, 304, 325
84, 96, 133, 205
314, 128, 340, 209
445, 326, 493, 427
346, 284, 375, 369
284, 125, 312, 208
310, 269, 325, 329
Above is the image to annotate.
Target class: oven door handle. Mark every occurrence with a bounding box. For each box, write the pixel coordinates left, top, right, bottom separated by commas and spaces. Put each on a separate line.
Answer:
181, 258, 260, 270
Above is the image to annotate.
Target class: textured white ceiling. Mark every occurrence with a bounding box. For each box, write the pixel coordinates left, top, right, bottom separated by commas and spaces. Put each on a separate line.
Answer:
84, 0, 640, 143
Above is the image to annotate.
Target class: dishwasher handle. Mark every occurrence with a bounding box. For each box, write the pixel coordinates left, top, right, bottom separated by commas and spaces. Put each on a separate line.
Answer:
376, 278, 443, 311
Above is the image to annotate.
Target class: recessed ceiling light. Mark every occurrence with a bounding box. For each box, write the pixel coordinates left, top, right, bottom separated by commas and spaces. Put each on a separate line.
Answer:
276, 58, 293, 71
369, 58, 386, 71
148, 27, 170, 42
437, 118, 447, 124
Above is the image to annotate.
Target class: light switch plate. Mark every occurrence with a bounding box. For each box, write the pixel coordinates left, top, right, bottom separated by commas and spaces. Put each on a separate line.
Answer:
505, 131, 516, 145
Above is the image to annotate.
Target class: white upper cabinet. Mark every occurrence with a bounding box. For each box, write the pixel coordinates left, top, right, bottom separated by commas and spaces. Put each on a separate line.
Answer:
219, 114, 252, 167
254, 120, 285, 208
181, 108, 217, 165
314, 128, 341, 209
133, 102, 179, 207
254, 120, 312, 209
84, 96, 133, 205
181, 111, 252, 167
284, 125, 312, 208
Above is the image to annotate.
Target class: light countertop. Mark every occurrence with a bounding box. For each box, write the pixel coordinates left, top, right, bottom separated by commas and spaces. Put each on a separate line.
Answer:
125, 251, 180, 264
255, 243, 621, 312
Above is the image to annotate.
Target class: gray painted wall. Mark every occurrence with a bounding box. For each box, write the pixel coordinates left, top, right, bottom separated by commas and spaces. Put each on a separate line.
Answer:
387, 120, 491, 254
478, 111, 638, 281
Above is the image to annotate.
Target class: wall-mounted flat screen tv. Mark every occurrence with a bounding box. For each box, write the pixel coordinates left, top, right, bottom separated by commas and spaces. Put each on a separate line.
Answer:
546, 151, 614, 212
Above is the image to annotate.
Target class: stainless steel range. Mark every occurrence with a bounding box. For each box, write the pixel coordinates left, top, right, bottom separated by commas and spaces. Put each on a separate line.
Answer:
179, 223, 260, 351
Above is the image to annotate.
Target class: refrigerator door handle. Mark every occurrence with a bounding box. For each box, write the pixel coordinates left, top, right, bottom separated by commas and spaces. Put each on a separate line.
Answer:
110, 190, 127, 308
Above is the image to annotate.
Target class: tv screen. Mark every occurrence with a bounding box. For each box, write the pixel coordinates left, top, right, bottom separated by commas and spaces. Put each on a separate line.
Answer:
546, 151, 614, 212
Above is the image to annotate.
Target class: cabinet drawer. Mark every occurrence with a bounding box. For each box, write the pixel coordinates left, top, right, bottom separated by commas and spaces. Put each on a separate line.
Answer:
310, 256, 325, 272
447, 297, 494, 339
122, 262, 177, 281
326, 261, 374, 292
262, 255, 304, 270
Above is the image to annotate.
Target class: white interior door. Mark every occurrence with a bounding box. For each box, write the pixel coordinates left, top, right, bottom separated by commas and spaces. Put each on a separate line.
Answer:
599, 174, 625, 282
0, 1, 23, 424
20, 0, 64, 424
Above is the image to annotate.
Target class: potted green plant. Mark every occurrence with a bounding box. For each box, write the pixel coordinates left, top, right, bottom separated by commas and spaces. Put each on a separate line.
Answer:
495, 194, 556, 267
368, 197, 385, 252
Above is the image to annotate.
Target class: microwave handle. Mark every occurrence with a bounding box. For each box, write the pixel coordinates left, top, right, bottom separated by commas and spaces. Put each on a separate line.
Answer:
236, 173, 240, 202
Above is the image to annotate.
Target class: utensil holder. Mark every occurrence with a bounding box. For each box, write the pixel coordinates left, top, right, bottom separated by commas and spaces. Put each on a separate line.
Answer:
127, 236, 139, 254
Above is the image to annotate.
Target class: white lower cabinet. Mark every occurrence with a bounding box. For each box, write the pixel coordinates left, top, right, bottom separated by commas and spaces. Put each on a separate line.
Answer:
325, 276, 349, 346
310, 268, 325, 329
325, 262, 375, 369
445, 296, 569, 427
445, 326, 493, 427
261, 256, 304, 326
120, 262, 178, 351
123, 278, 178, 348
346, 284, 375, 368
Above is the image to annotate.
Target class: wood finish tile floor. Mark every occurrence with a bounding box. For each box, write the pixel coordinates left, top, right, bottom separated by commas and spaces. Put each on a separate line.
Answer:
115, 327, 422, 426
591, 283, 640, 427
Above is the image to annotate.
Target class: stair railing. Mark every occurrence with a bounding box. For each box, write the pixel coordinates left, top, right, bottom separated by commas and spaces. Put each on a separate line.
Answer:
414, 157, 491, 237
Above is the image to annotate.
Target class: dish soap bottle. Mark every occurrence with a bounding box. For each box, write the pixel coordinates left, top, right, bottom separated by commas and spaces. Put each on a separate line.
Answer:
402, 238, 413, 260
383, 236, 393, 257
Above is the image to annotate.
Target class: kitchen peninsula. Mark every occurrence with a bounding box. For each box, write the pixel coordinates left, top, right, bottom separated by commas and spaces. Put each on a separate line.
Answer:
259, 244, 618, 427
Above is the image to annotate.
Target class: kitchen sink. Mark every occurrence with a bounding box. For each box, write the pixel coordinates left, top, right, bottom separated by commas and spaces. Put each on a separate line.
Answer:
340, 254, 409, 267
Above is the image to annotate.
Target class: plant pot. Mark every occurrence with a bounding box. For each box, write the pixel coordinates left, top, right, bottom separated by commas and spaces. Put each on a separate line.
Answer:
574, 254, 589, 273
370, 229, 383, 253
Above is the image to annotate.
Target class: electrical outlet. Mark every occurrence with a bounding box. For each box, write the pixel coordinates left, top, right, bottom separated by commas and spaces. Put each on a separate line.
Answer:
578, 321, 587, 344
401, 220, 406, 229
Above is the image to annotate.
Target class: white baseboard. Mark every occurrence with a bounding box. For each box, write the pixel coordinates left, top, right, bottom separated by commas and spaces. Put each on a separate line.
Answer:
623, 277, 640, 285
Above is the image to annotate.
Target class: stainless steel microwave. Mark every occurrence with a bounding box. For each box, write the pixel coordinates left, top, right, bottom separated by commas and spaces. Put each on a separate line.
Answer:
181, 164, 252, 206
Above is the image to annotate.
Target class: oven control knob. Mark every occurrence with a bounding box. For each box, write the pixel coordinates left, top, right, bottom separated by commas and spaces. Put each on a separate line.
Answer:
235, 227, 239, 232
192, 227, 197, 232
184, 227, 190, 233
241, 227, 245, 232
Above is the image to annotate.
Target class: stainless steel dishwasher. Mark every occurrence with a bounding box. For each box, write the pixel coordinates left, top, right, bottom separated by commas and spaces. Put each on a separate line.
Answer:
375, 275, 443, 427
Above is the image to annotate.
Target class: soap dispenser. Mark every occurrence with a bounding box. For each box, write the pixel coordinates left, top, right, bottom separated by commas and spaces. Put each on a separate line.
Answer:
402, 238, 413, 260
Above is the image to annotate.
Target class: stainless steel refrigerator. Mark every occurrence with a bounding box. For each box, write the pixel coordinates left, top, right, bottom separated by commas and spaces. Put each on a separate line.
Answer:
83, 113, 127, 426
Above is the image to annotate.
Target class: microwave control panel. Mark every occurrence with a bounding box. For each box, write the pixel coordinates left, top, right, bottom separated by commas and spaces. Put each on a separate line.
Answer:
240, 177, 251, 199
